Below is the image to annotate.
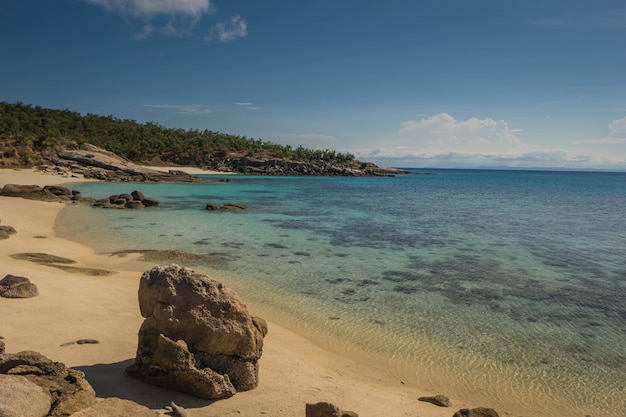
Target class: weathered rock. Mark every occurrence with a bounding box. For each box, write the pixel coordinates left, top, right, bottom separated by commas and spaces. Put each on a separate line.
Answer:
418, 394, 451, 407
131, 190, 146, 201
0, 225, 17, 235
306, 402, 359, 417
0, 184, 54, 201
452, 407, 500, 417
43, 185, 72, 198
0, 374, 52, 417
127, 334, 236, 399
0, 350, 97, 416
0, 275, 39, 298
205, 202, 219, 210
0, 340, 5, 355
124, 200, 144, 209
126, 264, 268, 399
141, 196, 159, 207
0, 230, 9, 240
70, 397, 160, 417
56, 145, 205, 183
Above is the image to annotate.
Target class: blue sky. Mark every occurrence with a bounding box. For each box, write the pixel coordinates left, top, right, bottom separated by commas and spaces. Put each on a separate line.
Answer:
2, 0, 626, 169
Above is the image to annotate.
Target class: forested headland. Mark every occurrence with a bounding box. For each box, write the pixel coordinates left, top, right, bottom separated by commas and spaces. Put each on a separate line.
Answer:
0, 101, 391, 176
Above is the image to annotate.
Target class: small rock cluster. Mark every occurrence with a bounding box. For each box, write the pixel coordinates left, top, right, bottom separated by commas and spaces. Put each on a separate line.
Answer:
93, 190, 159, 209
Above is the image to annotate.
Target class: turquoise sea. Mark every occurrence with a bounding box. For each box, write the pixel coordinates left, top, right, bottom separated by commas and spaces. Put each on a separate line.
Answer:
56, 169, 626, 417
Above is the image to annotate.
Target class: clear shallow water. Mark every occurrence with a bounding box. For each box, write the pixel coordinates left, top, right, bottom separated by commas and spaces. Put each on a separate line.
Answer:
57, 169, 626, 416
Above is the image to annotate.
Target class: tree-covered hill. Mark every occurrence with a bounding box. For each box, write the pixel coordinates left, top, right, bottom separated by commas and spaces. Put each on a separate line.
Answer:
0, 101, 367, 173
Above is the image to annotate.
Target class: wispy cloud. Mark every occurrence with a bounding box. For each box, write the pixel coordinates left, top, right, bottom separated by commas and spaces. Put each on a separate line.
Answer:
205, 14, 247, 43
143, 104, 212, 115
574, 115, 626, 144
234, 102, 259, 110
83, 0, 215, 38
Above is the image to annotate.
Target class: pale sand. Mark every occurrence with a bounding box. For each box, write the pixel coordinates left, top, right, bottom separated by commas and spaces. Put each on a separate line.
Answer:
0, 168, 472, 417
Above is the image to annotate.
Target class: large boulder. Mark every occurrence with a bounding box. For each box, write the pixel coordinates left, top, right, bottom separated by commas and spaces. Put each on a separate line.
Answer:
0, 275, 39, 298
126, 264, 268, 399
0, 350, 97, 416
0, 374, 51, 417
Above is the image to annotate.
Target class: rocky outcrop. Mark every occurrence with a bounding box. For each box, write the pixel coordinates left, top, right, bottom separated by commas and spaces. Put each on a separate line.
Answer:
0, 349, 97, 416
0, 374, 51, 417
92, 190, 159, 209
126, 264, 268, 400
54, 144, 205, 183
0, 274, 39, 298
0, 184, 85, 203
453, 407, 500, 417
306, 402, 359, 417
226, 156, 408, 177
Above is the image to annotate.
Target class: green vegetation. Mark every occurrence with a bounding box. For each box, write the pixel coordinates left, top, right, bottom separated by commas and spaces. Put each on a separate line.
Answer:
0, 101, 356, 167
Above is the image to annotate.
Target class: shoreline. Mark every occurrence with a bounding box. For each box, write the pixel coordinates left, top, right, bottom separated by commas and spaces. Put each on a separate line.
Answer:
0, 168, 463, 416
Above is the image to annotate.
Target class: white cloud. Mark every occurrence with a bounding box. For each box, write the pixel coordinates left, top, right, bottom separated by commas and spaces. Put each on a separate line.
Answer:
84, 0, 215, 38
608, 116, 626, 137
574, 115, 626, 145
398, 113, 522, 151
205, 15, 247, 43
351, 113, 626, 169
143, 104, 212, 115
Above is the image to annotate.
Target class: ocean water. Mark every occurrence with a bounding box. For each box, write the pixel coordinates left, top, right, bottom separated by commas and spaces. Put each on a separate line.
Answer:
56, 169, 626, 416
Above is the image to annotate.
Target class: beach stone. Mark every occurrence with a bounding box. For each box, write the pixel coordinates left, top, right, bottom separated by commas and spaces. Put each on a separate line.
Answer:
0, 230, 9, 240
205, 202, 220, 210
126, 264, 268, 399
0, 340, 5, 355
453, 407, 500, 417
0, 275, 39, 298
0, 225, 17, 235
306, 402, 359, 417
70, 397, 160, 417
418, 394, 451, 407
0, 350, 97, 416
0, 374, 51, 417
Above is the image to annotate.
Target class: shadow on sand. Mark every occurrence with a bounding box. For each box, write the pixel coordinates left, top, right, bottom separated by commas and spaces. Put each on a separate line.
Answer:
75, 359, 217, 411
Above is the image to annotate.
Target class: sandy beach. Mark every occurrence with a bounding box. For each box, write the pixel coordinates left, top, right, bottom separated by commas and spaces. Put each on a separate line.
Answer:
0, 168, 474, 417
